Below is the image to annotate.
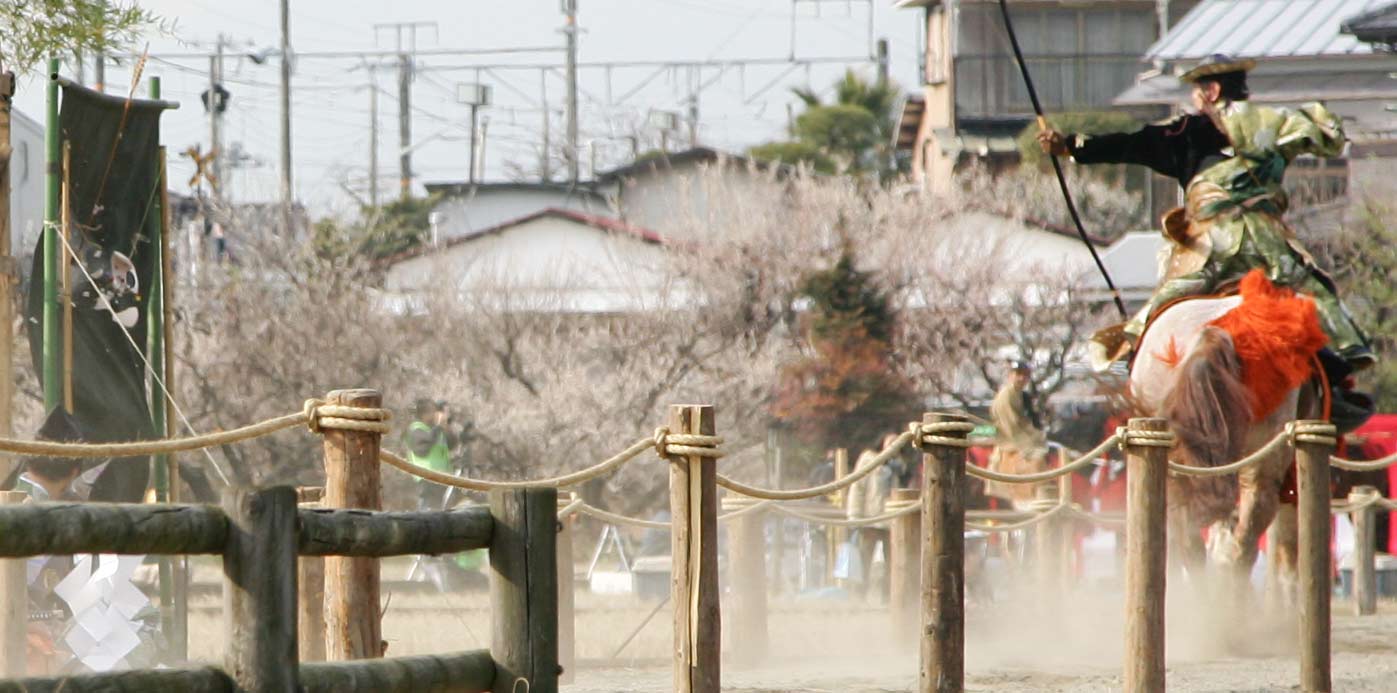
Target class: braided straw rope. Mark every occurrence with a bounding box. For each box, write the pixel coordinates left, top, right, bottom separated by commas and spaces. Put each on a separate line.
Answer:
1165, 426, 1287, 477
769, 500, 921, 528
964, 501, 1068, 533
964, 433, 1122, 484
380, 436, 654, 491
0, 400, 388, 458
715, 429, 915, 501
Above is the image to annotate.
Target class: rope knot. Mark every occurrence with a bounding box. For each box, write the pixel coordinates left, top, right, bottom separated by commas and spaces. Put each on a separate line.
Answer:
1120, 428, 1176, 449
1287, 420, 1337, 447
307, 400, 392, 435
916, 419, 975, 450
652, 426, 724, 459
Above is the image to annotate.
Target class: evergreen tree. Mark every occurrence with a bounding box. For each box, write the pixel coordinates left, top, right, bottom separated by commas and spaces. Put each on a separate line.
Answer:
771, 246, 919, 453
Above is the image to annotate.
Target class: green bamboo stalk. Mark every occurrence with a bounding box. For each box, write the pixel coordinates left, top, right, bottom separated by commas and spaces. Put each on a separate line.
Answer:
42, 58, 60, 411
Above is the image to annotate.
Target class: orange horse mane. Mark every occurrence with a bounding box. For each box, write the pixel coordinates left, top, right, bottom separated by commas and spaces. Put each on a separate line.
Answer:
1208, 270, 1328, 422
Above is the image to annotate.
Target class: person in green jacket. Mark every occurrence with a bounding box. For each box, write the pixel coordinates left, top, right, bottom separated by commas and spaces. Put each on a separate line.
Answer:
1038, 54, 1375, 426
404, 398, 458, 511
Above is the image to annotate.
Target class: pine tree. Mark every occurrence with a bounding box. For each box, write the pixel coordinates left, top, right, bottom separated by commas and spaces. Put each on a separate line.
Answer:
771, 247, 919, 453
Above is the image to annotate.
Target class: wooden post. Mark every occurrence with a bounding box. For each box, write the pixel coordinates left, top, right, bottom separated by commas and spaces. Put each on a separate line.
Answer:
298, 490, 327, 663
1032, 484, 1060, 598
0, 491, 26, 678
490, 488, 559, 693
223, 486, 298, 693
1123, 418, 1168, 693
557, 492, 576, 684
669, 404, 720, 693
722, 496, 767, 667
829, 447, 850, 585
1349, 485, 1378, 617
888, 488, 920, 648
1295, 421, 1333, 693
919, 413, 969, 693
321, 389, 384, 661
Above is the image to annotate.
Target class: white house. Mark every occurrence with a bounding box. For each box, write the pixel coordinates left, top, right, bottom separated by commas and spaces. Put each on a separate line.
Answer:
9, 108, 44, 262
382, 207, 676, 314
421, 182, 610, 245
595, 147, 790, 242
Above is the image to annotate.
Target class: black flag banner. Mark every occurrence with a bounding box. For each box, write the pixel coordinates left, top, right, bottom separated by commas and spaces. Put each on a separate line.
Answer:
25, 81, 164, 502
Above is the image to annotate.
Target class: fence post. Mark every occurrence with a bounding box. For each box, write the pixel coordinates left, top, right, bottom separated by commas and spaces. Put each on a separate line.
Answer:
1295, 420, 1335, 692
1032, 484, 1061, 599
1, 491, 27, 677
1123, 417, 1169, 693
887, 487, 920, 648
223, 485, 299, 693
557, 492, 576, 684
668, 404, 720, 693
919, 412, 969, 693
490, 488, 559, 693
1349, 485, 1378, 617
722, 495, 767, 667
298, 489, 327, 663
320, 388, 384, 661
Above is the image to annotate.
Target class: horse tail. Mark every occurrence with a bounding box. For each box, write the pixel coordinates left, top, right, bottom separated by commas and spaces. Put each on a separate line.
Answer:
1163, 326, 1254, 470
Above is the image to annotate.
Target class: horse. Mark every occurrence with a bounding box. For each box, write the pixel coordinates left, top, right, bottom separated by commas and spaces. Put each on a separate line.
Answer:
1127, 270, 1328, 600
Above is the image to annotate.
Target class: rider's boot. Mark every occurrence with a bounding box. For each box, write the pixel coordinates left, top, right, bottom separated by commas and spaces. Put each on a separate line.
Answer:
1317, 348, 1375, 434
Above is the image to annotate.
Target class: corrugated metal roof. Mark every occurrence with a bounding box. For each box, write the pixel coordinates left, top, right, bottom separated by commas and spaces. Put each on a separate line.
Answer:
1147, 0, 1391, 60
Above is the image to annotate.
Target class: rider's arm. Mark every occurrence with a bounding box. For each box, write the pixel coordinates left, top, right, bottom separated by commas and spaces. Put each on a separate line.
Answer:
1065, 115, 1196, 181
1277, 102, 1346, 161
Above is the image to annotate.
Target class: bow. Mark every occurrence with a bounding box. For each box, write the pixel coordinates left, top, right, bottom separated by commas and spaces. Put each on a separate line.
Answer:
996, 0, 1127, 319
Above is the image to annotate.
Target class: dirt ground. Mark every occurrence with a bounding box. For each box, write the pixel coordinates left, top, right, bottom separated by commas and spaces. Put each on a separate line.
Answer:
183, 560, 1397, 692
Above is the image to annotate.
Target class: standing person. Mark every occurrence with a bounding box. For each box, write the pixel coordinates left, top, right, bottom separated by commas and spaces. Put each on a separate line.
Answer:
403, 398, 457, 511
987, 360, 1048, 505
1037, 54, 1374, 427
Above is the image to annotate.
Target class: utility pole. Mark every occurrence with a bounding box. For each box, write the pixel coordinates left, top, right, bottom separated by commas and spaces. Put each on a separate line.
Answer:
478, 116, 490, 182
368, 65, 379, 208
0, 65, 13, 481
468, 102, 480, 184
94, 52, 105, 92
375, 21, 437, 200
280, 0, 293, 236
562, 0, 580, 182
208, 35, 224, 205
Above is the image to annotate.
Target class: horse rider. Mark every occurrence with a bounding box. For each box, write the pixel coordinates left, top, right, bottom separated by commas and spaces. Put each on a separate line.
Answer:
987, 360, 1049, 502
1037, 54, 1375, 427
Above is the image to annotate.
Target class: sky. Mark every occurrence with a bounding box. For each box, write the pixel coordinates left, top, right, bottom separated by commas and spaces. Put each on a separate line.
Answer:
14, 0, 923, 217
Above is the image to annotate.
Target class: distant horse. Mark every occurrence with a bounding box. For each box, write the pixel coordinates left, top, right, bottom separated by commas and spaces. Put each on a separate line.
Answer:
1128, 270, 1328, 597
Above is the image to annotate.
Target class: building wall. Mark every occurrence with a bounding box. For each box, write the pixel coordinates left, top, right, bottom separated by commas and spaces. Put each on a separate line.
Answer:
429, 187, 608, 244
385, 215, 674, 313
9, 109, 45, 262
915, 2, 959, 194
612, 161, 785, 242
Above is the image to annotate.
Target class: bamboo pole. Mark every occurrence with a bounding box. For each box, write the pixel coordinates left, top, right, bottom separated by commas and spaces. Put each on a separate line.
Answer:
669, 404, 720, 693
155, 144, 187, 660
1123, 418, 1168, 693
42, 57, 60, 411
0, 491, 27, 677
0, 64, 14, 487
1295, 421, 1333, 692
59, 143, 72, 412
1349, 486, 1378, 617
321, 389, 384, 660
920, 412, 968, 693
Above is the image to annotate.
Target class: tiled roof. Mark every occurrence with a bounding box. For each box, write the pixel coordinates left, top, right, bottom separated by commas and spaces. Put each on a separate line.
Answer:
1148, 0, 1392, 60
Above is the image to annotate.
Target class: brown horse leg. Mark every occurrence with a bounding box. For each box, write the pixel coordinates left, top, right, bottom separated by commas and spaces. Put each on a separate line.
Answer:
1265, 503, 1299, 612
1227, 472, 1281, 604
1168, 503, 1206, 584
